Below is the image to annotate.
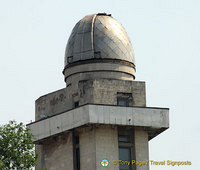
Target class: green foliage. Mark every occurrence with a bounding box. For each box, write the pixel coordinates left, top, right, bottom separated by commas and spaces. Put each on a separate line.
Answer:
0, 120, 38, 169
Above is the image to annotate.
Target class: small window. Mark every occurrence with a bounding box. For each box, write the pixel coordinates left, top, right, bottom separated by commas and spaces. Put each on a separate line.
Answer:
74, 135, 80, 170
118, 135, 130, 143
117, 98, 128, 106
94, 51, 101, 58
117, 93, 132, 107
118, 127, 134, 170
67, 56, 73, 63
75, 136, 79, 144
76, 148, 80, 170
74, 101, 79, 108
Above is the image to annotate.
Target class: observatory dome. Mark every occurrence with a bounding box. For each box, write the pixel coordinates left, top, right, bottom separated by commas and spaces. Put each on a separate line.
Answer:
63, 13, 136, 85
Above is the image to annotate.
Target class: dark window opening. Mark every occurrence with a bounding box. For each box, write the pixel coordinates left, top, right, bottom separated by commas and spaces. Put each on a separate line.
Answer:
94, 51, 101, 58
74, 135, 80, 170
118, 135, 130, 143
117, 93, 133, 107
67, 56, 73, 63
117, 98, 128, 106
74, 101, 79, 108
75, 136, 79, 144
76, 148, 80, 170
118, 127, 135, 170
119, 147, 131, 170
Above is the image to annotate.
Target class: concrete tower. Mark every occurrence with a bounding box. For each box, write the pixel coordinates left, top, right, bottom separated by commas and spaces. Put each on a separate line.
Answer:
28, 13, 169, 170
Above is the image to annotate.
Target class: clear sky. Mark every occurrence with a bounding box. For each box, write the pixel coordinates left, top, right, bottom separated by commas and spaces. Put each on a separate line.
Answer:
0, 0, 199, 169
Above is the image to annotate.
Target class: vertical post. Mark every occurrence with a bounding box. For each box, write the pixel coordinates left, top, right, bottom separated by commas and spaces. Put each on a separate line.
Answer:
134, 127, 149, 170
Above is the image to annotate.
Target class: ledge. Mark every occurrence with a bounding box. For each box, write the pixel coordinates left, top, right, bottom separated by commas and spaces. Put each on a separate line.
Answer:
27, 104, 169, 142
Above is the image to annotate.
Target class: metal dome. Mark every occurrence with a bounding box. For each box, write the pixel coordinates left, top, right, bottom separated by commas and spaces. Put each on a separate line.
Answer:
64, 13, 135, 68
63, 13, 136, 84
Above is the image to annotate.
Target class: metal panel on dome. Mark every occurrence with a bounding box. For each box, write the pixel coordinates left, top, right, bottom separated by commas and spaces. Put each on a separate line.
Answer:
65, 14, 95, 65
64, 14, 135, 67
93, 16, 134, 64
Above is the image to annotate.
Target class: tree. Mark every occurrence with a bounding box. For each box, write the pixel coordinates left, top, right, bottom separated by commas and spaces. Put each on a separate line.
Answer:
0, 120, 38, 169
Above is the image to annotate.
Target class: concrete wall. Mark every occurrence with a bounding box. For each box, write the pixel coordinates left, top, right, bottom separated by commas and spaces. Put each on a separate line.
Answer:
36, 132, 73, 170
32, 102, 167, 170
95, 125, 119, 170
134, 127, 149, 170
33, 76, 161, 170
91, 79, 146, 106
79, 127, 96, 170
79, 125, 149, 170
79, 125, 119, 170
35, 79, 146, 121
35, 125, 150, 170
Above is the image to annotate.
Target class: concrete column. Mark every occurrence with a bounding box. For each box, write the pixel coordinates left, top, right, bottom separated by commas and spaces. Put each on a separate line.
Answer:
35, 145, 44, 170
134, 127, 149, 170
79, 127, 96, 170
96, 125, 119, 170
79, 125, 119, 170
36, 132, 74, 170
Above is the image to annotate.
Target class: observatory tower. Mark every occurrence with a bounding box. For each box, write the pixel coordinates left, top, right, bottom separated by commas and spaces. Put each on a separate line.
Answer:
28, 13, 169, 170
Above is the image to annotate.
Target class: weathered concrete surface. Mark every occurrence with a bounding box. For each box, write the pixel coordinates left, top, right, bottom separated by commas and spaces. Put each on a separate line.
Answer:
35, 132, 73, 170
35, 79, 146, 121
135, 127, 149, 170
64, 62, 135, 85
31, 77, 168, 170
79, 125, 119, 170
28, 104, 169, 142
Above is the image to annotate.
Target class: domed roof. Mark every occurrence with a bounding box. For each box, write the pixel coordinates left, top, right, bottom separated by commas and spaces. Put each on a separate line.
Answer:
64, 13, 135, 68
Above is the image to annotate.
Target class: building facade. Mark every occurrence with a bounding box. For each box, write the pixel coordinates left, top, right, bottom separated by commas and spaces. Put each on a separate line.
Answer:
28, 13, 169, 170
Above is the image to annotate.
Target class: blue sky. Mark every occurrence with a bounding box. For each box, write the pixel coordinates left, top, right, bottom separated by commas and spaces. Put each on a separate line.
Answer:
0, 0, 200, 169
